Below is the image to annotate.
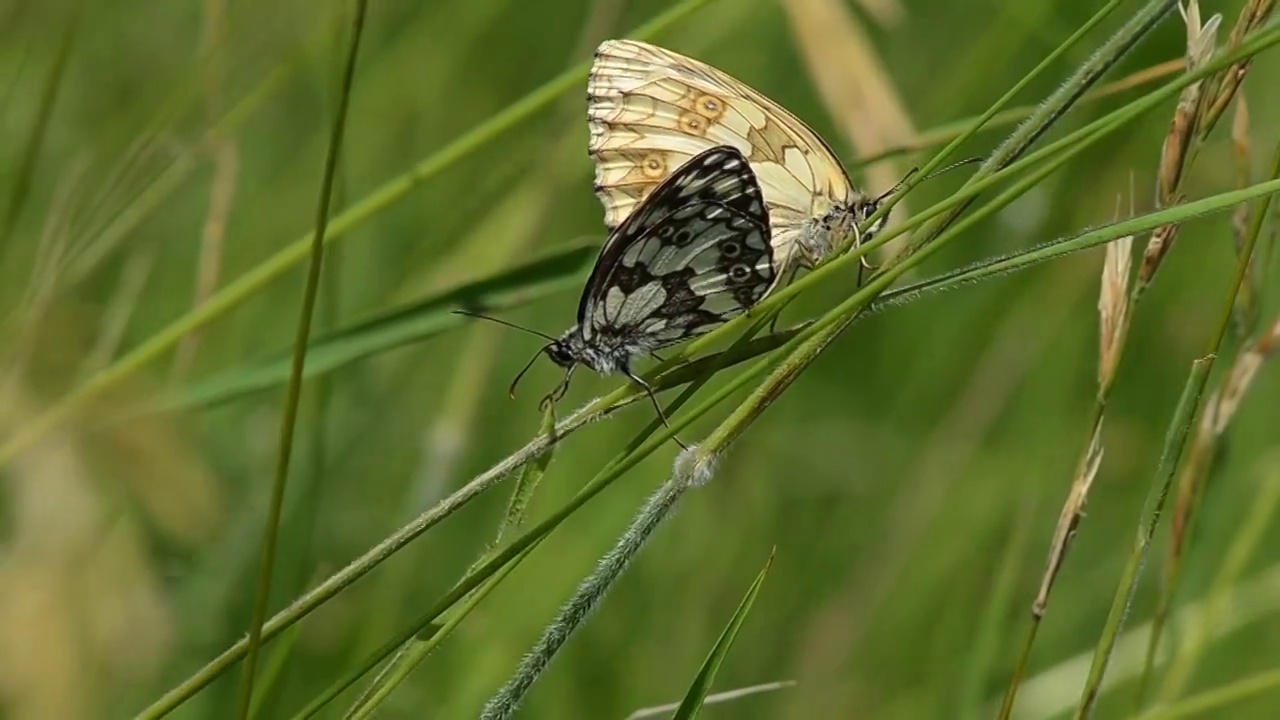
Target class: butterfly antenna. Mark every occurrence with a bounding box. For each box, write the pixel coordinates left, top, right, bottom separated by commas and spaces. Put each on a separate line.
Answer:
873, 156, 985, 203
451, 309, 559, 343
921, 156, 984, 182
509, 344, 551, 399
875, 166, 920, 203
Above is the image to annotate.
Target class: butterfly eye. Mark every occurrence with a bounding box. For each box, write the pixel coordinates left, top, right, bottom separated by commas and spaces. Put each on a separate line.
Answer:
728, 264, 752, 282
721, 241, 741, 258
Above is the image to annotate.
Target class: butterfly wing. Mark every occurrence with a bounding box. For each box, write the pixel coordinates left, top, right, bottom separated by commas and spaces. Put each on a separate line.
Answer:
588, 38, 860, 267
578, 145, 774, 351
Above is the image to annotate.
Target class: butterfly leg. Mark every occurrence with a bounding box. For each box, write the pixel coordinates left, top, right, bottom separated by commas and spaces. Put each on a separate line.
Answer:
623, 366, 688, 450
539, 366, 576, 411
845, 224, 881, 287
797, 244, 822, 271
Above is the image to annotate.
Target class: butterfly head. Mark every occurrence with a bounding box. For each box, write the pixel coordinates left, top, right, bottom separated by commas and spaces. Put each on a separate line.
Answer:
804, 201, 876, 264
854, 195, 889, 241
543, 328, 585, 369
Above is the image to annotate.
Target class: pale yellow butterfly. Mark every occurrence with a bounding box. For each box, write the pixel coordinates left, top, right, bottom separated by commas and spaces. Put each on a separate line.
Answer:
587, 38, 884, 285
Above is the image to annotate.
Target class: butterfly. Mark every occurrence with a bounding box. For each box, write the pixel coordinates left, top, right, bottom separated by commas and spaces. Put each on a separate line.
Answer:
587, 38, 887, 285
460, 145, 774, 432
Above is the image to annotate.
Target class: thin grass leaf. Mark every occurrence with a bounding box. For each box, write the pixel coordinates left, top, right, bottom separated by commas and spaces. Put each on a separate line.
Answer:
627, 681, 796, 720
154, 240, 599, 411
494, 404, 558, 545
670, 549, 776, 720
234, 2, 368, 715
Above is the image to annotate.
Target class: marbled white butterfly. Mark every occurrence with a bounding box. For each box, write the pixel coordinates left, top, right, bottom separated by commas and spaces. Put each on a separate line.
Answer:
461, 145, 774, 428
587, 39, 884, 281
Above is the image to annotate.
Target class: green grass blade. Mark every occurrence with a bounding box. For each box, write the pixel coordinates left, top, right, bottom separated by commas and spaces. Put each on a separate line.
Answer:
671, 549, 776, 720
156, 240, 599, 411
234, 1, 369, 716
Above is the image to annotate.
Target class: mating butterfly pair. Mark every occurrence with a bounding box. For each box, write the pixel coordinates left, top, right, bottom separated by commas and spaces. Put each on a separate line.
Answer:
464, 40, 890, 426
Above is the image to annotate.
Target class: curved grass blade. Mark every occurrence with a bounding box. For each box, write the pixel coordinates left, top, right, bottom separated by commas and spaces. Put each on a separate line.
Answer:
155, 240, 599, 411
671, 548, 776, 720
627, 681, 796, 719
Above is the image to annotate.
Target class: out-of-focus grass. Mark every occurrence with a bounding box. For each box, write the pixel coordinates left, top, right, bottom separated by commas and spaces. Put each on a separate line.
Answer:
1, 0, 1279, 718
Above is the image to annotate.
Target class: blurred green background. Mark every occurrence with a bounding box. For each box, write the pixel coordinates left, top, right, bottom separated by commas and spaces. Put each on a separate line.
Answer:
2, 0, 1279, 718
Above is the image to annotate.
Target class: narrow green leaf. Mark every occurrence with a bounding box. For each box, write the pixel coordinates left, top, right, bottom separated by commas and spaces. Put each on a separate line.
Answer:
158, 240, 598, 411
671, 548, 776, 720
494, 403, 559, 545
